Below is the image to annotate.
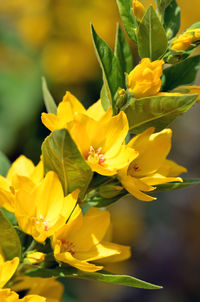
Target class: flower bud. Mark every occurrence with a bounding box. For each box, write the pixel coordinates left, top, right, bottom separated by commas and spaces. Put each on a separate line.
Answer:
127, 58, 164, 98
132, 0, 145, 21
26, 252, 46, 264
171, 28, 200, 52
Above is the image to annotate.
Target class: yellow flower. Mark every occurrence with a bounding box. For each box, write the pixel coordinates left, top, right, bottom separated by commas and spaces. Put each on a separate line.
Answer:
171, 28, 200, 52
52, 206, 131, 272
15, 171, 79, 243
0, 254, 44, 301
118, 127, 187, 201
127, 58, 164, 98
41, 91, 109, 132
68, 112, 138, 176
0, 289, 46, 302
0, 155, 43, 212
25, 252, 46, 265
12, 276, 63, 302
0, 254, 19, 289
132, 0, 145, 21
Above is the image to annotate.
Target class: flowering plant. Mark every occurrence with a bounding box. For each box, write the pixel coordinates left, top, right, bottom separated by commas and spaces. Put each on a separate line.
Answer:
0, 0, 200, 300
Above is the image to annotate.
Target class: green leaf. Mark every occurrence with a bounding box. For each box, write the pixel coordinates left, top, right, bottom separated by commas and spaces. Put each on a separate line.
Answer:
0, 151, 10, 177
114, 24, 133, 76
137, 6, 168, 60
123, 94, 197, 133
0, 210, 21, 260
86, 191, 127, 208
116, 0, 137, 43
91, 25, 124, 113
42, 77, 57, 114
42, 129, 93, 198
162, 55, 200, 91
163, 0, 180, 39
26, 267, 163, 290
100, 85, 110, 111
155, 178, 200, 191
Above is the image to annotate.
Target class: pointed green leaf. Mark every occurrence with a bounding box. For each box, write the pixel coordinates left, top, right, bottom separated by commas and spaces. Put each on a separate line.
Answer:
0, 210, 21, 260
122, 94, 197, 133
162, 55, 200, 91
116, 0, 137, 43
91, 25, 124, 113
0, 151, 10, 177
187, 22, 200, 30
42, 77, 57, 114
137, 6, 168, 60
42, 129, 93, 198
26, 267, 163, 290
163, 0, 180, 39
114, 24, 133, 76
155, 178, 200, 191
100, 84, 110, 111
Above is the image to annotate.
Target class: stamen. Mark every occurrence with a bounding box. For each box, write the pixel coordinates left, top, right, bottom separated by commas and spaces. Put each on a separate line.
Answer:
60, 238, 76, 255
86, 145, 105, 165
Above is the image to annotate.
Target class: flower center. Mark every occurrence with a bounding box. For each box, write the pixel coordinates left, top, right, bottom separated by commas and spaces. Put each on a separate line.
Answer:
34, 215, 49, 232
60, 238, 76, 255
86, 146, 105, 165
127, 162, 141, 176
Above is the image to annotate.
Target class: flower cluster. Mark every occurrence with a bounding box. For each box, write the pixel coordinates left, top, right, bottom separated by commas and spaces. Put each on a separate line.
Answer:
0, 0, 200, 299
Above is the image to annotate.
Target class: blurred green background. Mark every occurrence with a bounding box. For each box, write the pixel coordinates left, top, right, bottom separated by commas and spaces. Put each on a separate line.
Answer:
0, 0, 200, 301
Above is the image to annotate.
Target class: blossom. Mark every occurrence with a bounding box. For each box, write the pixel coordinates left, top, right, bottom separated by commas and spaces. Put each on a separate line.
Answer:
171, 28, 200, 52
12, 276, 63, 302
67, 112, 138, 176
118, 127, 187, 201
127, 58, 164, 98
52, 206, 131, 272
0, 289, 46, 301
41, 91, 109, 132
132, 0, 145, 21
0, 155, 43, 212
15, 171, 79, 243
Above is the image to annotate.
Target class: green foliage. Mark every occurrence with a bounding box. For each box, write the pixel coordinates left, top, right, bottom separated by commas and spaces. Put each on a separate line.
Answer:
0, 210, 21, 260
122, 94, 197, 133
114, 24, 133, 76
0, 151, 10, 177
42, 77, 57, 114
91, 25, 124, 114
187, 22, 200, 30
26, 267, 163, 290
137, 6, 168, 60
155, 178, 200, 191
162, 55, 200, 91
85, 190, 127, 208
42, 129, 93, 198
116, 0, 137, 43
163, 0, 181, 39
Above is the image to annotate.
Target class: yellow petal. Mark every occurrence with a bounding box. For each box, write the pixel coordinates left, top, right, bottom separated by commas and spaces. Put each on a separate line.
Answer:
86, 99, 106, 120
0, 289, 19, 301
41, 112, 64, 132
128, 128, 172, 177
54, 248, 103, 272
95, 241, 131, 263
62, 91, 86, 115
0, 257, 19, 288
158, 159, 187, 177
119, 169, 156, 202
7, 155, 35, 182
71, 207, 110, 251
21, 295, 46, 302
141, 174, 183, 186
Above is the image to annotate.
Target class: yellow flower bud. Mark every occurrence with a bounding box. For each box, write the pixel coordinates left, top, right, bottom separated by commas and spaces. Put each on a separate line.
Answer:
26, 252, 46, 265
171, 28, 200, 52
132, 0, 145, 21
127, 58, 164, 98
